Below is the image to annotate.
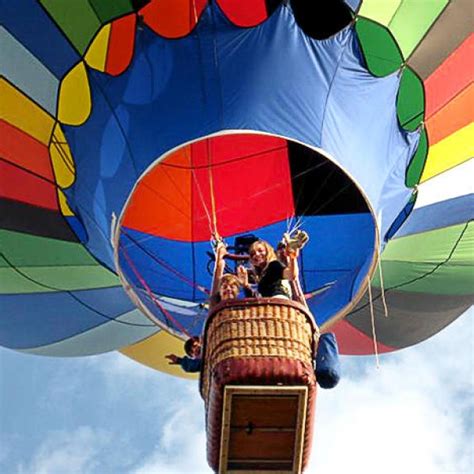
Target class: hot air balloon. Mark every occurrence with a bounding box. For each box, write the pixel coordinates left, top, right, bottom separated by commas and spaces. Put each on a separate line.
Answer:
1, 0, 472, 471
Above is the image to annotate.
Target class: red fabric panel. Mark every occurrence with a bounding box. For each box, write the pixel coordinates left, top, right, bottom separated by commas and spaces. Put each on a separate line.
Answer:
191, 134, 286, 166
190, 135, 294, 240
217, 0, 269, 26
106, 15, 136, 76
0, 160, 58, 210
333, 319, 394, 355
140, 0, 207, 38
0, 120, 54, 180
425, 34, 474, 119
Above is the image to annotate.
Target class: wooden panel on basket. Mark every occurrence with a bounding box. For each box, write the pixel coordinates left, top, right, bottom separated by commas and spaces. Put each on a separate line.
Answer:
231, 395, 299, 428
229, 430, 295, 460
219, 386, 308, 473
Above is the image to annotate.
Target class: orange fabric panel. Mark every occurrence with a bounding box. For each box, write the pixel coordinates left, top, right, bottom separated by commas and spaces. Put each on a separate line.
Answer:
140, 0, 207, 38
425, 34, 474, 119
122, 148, 192, 240
0, 120, 54, 181
0, 160, 58, 210
426, 83, 474, 146
106, 14, 136, 76
163, 144, 193, 167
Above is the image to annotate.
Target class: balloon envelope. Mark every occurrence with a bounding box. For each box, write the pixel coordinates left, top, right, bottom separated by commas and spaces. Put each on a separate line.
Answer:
0, 0, 472, 375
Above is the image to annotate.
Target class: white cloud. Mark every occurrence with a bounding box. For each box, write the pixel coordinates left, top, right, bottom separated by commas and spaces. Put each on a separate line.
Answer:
308, 313, 473, 473
17, 427, 111, 474
130, 400, 209, 474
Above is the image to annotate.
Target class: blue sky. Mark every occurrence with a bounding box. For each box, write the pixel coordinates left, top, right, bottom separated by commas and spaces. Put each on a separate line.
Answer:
1, 308, 472, 474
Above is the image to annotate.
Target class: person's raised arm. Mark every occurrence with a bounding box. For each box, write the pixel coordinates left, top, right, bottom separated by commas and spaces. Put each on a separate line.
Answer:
211, 241, 227, 299
282, 247, 299, 282
282, 247, 308, 307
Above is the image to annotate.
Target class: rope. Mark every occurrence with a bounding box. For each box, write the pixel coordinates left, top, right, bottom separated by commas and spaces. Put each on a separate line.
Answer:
120, 242, 190, 337
186, 143, 216, 238
377, 248, 389, 318
206, 139, 220, 240
367, 276, 380, 369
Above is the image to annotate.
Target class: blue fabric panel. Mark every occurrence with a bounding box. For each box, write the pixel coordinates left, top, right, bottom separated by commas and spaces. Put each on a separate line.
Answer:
63, 93, 141, 268
344, 0, 362, 12
19, 309, 157, 357
394, 195, 474, 239
218, 7, 331, 145
307, 272, 354, 326
119, 213, 374, 331
385, 197, 416, 241
64, 4, 416, 272
0, 287, 135, 349
122, 214, 374, 298
318, 27, 420, 238
0, 0, 79, 78
350, 252, 374, 301
131, 284, 207, 336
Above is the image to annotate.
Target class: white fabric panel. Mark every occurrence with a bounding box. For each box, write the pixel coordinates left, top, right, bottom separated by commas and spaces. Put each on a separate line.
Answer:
416, 158, 474, 208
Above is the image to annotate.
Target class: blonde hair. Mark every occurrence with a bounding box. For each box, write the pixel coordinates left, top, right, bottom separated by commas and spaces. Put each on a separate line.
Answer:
220, 273, 242, 289
249, 240, 277, 270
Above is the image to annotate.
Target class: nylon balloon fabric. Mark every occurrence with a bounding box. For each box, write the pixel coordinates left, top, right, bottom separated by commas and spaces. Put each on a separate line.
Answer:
0, 0, 472, 375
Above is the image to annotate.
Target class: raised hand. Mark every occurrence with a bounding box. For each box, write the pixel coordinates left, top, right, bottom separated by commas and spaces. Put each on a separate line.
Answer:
237, 265, 249, 287
165, 354, 180, 365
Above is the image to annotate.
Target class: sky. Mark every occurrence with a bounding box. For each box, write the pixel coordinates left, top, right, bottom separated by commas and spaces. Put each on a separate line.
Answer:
0, 308, 472, 474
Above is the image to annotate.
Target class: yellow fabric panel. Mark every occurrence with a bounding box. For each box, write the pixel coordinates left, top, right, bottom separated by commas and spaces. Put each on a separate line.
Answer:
421, 123, 474, 182
358, 0, 401, 25
57, 190, 74, 216
50, 123, 75, 188
58, 62, 91, 125
84, 24, 111, 72
0, 79, 54, 144
120, 330, 198, 380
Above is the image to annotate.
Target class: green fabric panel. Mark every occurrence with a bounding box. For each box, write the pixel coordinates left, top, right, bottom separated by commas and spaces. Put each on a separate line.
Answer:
89, 0, 134, 23
397, 67, 424, 131
0, 230, 119, 293
40, 0, 101, 54
0, 260, 120, 294
355, 18, 403, 77
373, 261, 473, 295
406, 128, 428, 187
382, 223, 473, 263
358, 0, 402, 25
373, 223, 474, 294
388, 0, 449, 58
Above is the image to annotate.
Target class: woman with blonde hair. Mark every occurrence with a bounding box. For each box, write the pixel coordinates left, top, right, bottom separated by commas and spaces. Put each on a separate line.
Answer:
243, 239, 300, 299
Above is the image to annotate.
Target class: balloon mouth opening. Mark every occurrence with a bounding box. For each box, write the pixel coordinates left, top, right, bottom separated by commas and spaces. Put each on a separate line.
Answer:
115, 131, 378, 337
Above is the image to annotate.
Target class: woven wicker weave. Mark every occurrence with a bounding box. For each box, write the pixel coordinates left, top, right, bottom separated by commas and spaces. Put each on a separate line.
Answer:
201, 299, 318, 404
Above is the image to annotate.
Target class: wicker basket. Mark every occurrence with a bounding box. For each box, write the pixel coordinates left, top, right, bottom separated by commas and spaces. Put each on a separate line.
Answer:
200, 298, 319, 472
200, 298, 318, 405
